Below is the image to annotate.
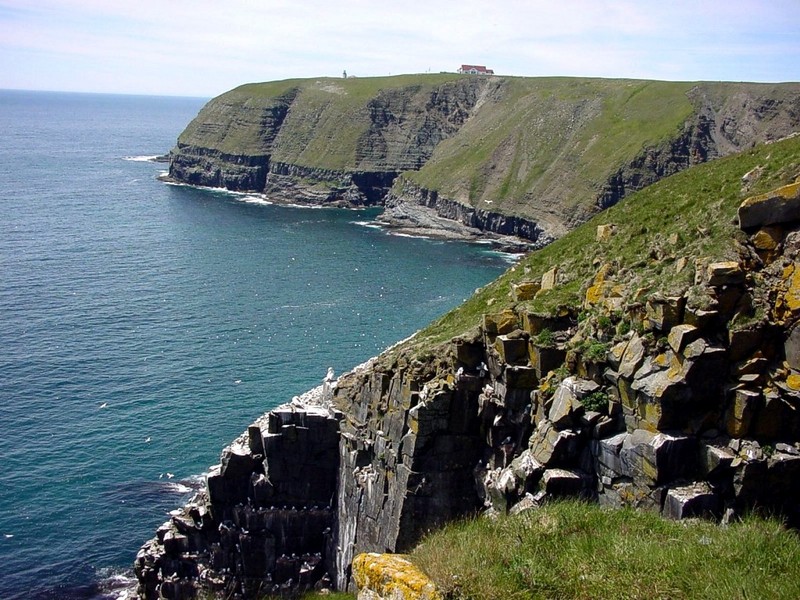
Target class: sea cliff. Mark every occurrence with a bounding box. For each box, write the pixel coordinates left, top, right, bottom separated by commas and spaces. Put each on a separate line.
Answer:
165, 75, 800, 243
135, 130, 800, 598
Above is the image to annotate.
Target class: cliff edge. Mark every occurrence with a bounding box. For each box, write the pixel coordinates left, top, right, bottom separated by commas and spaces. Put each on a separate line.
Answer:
136, 131, 800, 598
166, 75, 800, 244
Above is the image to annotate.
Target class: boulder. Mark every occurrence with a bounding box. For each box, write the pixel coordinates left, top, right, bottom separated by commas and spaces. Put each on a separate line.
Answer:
699, 444, 736, 478
494, 334, 528, 365
547, 377, 585, 428
592, 432, 627, 479
725, 388, 760, 438
667, 324, 700, 354
618, 334, 646, 379
529, 344, 566, 380
512, 281, 541, 301
645, 296, 685, 331
752, 226, 782, 251
483, 310, 518, 337
529, 420, 580, 467
738, 181, 800, 230
541, 266, 558, 291
620, 430, 697, 485
663, 483, 721, 520
540, 468, 586, 496
706, 261, 745, 286
352, 553, 442, 600
596, 224, 616, 241
510, 450, 545, 492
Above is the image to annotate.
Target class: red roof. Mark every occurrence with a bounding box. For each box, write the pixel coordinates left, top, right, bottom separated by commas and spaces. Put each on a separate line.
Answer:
460, 64, 494, 74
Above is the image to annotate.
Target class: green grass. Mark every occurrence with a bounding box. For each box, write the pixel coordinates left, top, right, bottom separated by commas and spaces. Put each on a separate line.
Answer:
411, 500, 800, 600
406, 78, 697, 226
400, 133, 800, 355
178, 75, 799, 237
179, 73, 471, 168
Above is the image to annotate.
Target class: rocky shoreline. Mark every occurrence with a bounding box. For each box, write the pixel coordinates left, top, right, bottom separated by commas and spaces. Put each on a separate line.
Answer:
135, 180, 800, 599
157, 172, 534, 254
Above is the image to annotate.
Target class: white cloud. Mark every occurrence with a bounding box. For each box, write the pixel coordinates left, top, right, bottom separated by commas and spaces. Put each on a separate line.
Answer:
0, 0, 797, 96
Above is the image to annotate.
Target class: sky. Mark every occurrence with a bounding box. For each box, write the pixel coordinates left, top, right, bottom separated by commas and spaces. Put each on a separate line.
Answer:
1, 0, 799, 98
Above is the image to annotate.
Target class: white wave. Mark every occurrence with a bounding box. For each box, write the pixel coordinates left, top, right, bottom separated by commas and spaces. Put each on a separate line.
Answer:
482, 249, 525, 263
122, 155, 160, 162
282, 201, 329, 210
351, 220, 382, 230
95, 568, 138, 599
390, 231, 432, 239
163, 481, 193, 494
242, 195, 273, 206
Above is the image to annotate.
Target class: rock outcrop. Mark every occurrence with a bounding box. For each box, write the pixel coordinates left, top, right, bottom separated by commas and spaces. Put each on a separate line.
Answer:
165, 76, 800, 243
135, 175, 800, 598
352, 553, 441, 600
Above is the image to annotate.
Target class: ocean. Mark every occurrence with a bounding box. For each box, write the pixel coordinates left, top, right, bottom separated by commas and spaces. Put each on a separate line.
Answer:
0, 90, 509, 599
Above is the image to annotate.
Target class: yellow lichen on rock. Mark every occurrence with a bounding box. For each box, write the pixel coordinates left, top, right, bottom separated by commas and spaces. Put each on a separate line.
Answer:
784, 263, 800, 314
738, 181, 800, 230
786, 373, 800, 391
353, 553, 442, 600
774, 262, 800, 322
584, 263, 624, 309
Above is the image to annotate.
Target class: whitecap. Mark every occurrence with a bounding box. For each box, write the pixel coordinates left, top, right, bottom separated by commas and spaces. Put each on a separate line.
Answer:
122, 155, 161, 162
351, 220, 382, 230
95, 567, 138, 599
164, 482, 193, 494
242, 195, 273, 206
390, 231, 432, 239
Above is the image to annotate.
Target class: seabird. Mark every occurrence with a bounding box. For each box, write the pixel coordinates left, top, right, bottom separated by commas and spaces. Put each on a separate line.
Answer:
99, 402, 108, 409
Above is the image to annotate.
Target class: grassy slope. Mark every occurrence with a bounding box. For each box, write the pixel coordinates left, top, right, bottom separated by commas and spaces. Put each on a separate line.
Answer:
176, 79, 304, 155
176, 75, 697, 200
408, 78, 696, 225
404, 133, 800, 353
177, 76, 798, 237
411, 500, 800, 600
269, 73, 466, 170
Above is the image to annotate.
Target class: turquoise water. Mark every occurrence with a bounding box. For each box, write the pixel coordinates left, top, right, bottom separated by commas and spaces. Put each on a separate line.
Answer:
0, 90, 509, 599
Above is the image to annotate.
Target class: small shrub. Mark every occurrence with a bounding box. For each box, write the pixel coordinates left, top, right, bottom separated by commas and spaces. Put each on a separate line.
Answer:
615, 319, 631, 336
582, 341, 609, 363
534, 328, 555, 347
582, 391, 609, 414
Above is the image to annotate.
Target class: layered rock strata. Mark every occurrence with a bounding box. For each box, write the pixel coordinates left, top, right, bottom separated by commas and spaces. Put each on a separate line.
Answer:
166, 77, 800, 243
136, 186, 800, 598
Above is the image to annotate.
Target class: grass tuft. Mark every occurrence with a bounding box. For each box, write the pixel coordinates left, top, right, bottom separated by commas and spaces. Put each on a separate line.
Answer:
411, 500, 800, 600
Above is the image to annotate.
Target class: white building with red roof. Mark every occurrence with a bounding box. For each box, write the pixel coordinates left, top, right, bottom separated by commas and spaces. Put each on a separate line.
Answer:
458, 64, 495, 75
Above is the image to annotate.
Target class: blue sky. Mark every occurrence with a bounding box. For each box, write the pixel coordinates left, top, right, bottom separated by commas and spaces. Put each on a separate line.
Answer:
1, 0, 798, 97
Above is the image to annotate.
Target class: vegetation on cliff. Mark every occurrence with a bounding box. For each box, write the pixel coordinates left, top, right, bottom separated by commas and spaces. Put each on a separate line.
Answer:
406, 132, 800, 353
170, 74, 800, 239
412, 500, 800, 600
142, 79, 800, 600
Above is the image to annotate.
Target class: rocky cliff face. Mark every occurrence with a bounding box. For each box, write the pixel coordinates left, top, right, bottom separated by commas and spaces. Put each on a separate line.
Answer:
166, 76, 800, 243
595, 86, 800, 215
135, 177, 800, 598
